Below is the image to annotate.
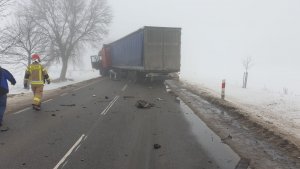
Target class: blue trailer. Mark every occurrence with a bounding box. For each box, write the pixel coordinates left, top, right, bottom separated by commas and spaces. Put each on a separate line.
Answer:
97, 26, 181, 81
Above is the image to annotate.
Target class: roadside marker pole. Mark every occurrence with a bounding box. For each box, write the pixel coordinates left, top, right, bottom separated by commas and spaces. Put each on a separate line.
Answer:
221, 79, 226, 100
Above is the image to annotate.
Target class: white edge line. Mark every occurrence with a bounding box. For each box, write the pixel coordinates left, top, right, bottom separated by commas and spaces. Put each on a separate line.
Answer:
43, 99, 53, 103
73, 85, 87, 91
13, 107, 31, 115
60, 93, 68, 96
73, 80, 100, 92
53, 134, 85, 169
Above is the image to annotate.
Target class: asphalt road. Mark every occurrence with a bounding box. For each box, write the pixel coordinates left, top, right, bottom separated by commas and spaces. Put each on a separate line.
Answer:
0, 78, 235, 169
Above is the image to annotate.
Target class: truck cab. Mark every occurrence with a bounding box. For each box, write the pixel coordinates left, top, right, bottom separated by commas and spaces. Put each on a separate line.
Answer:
90, 55, 100, 70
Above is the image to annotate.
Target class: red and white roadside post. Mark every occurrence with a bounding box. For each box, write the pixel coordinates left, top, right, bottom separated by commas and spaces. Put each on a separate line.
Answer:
221, 79, 226, 100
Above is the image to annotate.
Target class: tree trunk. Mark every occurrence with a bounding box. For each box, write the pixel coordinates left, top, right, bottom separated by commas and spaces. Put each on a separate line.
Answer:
244, 72, 248, 88
59, 57, 69, 81
242, 72, 246, 88
27, 51, 31, 66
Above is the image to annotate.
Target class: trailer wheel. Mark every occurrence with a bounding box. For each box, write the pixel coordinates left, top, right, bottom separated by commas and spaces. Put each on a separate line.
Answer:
136, 72, 146, 83
109, 69, 118, 80
127, 71, 137, 83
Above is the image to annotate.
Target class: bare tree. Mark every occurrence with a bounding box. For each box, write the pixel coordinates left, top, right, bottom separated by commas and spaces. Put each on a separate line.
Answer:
0, 14, 49, 69
26, 0, 112, 81
242, 56, 254, 88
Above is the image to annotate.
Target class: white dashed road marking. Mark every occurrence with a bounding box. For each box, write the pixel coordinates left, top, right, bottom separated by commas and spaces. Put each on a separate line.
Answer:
121, 84, 128, 91
53, 134, 85, 169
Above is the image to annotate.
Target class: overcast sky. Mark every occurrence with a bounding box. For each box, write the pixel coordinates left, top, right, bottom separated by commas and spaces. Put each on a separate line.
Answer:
103, 0, 300, 93
2, 0, 299, 93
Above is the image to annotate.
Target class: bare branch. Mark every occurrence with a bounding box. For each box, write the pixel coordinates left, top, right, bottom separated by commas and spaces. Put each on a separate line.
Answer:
0, 0, 12, 17
242, 56, 254, 88
242, 56, 254, 72
0, 12, 49, 67
25, 0, 112, 80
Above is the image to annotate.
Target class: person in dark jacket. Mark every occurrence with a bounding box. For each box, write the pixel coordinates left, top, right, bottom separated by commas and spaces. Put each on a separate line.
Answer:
0, 66, 16, 127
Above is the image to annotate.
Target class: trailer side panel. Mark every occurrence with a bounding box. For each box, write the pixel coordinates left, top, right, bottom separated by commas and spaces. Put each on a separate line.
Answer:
110, 29, 144, 69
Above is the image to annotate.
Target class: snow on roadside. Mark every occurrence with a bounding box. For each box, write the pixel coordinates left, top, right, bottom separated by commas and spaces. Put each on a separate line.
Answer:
7, 66, 100, 95
181, 76, 300, 142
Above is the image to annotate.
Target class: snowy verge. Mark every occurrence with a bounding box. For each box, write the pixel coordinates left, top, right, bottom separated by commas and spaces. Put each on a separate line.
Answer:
9, 69, 100, 95
180, 77, 300, 147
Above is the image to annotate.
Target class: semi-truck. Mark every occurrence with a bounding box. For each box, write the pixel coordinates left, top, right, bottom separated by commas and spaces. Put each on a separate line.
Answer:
91, 26, 181, 82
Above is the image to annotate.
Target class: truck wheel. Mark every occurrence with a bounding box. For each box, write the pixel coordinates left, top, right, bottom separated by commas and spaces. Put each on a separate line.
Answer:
128, 71, 137, 83
136, 72, 145, 83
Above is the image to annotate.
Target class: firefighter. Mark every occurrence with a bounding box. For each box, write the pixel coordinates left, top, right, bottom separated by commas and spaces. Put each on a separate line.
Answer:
24, 54, 50, 111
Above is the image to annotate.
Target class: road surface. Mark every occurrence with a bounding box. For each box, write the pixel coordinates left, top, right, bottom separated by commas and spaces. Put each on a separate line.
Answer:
0, 78, 238, 169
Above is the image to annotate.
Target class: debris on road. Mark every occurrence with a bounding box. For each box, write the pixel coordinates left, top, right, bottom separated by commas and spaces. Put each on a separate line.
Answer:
46, 109, 60, 113
105, 96, 109, 99
221, 134, 232, 143
93, 94, 96, 97
51, 114, 56, 117
135, 100, 155, 108
153, 144, 161, 149
235, 158, 250, 169
156, 98, 164, 101
60, 104, 76, 107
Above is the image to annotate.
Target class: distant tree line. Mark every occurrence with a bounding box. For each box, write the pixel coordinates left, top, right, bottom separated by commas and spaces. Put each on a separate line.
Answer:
0, 0, 112, 81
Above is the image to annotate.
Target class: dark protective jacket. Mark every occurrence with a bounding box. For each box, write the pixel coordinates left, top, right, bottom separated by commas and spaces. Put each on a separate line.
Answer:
0, 67, 16, 95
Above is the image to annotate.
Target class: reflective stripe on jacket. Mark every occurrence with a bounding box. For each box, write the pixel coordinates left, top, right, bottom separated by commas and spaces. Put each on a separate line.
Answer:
24, 63, 49, 85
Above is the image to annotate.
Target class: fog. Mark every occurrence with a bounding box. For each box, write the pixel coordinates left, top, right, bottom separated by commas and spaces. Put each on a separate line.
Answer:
97, 0, 300, 94
1, 0, 299, 94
